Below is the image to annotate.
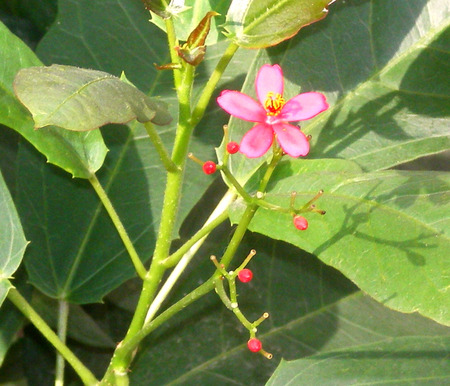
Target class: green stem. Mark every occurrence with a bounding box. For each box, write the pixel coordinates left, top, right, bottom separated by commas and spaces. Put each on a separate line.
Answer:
89, 174, 147, 280
165, 17, 181, 90
228, 278, 253, 330
7, 287, 98, 386
163, 204, 230, 268
220, 165, 253, 203
143, 122, 178, 172
55, 300, 69, 386
258, 146, 284, 192
107, 202, 259, 359
190, 42, 239, 128
101, 63, 196, 385
145, 191, 236, 324
101, 33, 239, 386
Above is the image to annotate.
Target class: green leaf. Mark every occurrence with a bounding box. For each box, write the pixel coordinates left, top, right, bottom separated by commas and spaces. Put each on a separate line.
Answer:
14, 65, 172, 131
230, 164, 450, 325
0, 169, 28, 307
0, 299, 24, 366
0, 21, 108, 178
31, 293, 115, 348
150, 0, 229, 45
224, 0, 334, 48
221, 0, 450, 184
130, 233, 449, 384
267, 336, 450, 385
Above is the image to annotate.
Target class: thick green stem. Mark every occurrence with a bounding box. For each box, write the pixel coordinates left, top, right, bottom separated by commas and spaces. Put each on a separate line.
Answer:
165, 17, 181, 90
101, 62, 197, 386
7, 287, 98, 386
89, 174, 147, 279
55, 300, 69, 386
101, 29, 239, 386
107, 202, 259, 359
145, 190, 236, 324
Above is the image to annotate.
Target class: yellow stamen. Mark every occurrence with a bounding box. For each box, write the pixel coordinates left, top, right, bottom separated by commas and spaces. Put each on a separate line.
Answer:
264, 92, 285, 116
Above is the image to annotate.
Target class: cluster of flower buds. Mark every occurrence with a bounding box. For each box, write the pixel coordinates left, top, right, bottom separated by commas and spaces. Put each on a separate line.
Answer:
210, 251, 272, 359
188, 137, 240, 176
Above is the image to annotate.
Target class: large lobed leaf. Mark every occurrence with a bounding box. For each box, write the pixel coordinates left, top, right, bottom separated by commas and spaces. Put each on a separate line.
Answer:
220, 0, 450, 183
14, 65, 172, 131
224, 0, 335, 48
230, 159, 450, 325
0, 170, 28, 307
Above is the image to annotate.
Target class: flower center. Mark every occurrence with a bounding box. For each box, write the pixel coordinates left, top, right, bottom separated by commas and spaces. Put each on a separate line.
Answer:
264, 92, 285, 116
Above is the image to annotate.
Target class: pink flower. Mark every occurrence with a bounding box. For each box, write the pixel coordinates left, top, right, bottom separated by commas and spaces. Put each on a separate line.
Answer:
217, 64, 328, 158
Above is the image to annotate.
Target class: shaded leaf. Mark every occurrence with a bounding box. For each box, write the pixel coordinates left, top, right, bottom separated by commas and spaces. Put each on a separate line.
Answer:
224, 0, 334, 48
230, 164, 450, 325
130, 232, 449, 384
267, 336, 450, 385
14, 65, 172, 131
0, 170, 28, 307
31, 293, 115, 348
0, 21, 108, 178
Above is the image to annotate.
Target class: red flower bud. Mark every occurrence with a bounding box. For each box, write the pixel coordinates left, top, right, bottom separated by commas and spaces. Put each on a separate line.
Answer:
202, 161, 217, 174
247, 338, 262, 352
226, 141, 240, 154
293, 215, 308, 230
238, 268, 253, 283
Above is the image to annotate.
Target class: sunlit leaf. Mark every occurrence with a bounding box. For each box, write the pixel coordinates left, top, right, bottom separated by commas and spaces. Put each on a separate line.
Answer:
224, 0, 334, 48
230, 163, 450, 325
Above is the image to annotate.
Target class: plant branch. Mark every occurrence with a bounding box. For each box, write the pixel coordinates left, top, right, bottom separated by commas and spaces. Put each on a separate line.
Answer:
162, 190, 235, 268
144, 121, 178, 172
145, 190, 235, 324
7, 287, 98, 385
55, 300, 69, 386
190, 42, 239, 128
89, 174, 147, 280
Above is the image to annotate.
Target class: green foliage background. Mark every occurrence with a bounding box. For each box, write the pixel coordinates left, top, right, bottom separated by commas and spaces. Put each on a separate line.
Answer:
0, 0, 448, 384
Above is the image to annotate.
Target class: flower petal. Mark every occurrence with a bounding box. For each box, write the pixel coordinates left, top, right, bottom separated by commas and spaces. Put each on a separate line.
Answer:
281, 92, 328, 121
217, 90, 266, 122
240, 123, 274, 158
256, 64, 284, 106
273, 123, 309, 157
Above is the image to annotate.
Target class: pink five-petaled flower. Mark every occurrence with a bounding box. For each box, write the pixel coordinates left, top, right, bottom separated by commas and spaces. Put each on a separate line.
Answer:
217, 64, 329, 158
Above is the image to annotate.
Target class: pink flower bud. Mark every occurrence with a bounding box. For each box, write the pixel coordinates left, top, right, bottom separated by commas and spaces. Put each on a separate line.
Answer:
238, 268, 253, 283
202, 161, 217, 175
226, 141, 240, 154
247, 338, 262, 352
293, 215, 308, 230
